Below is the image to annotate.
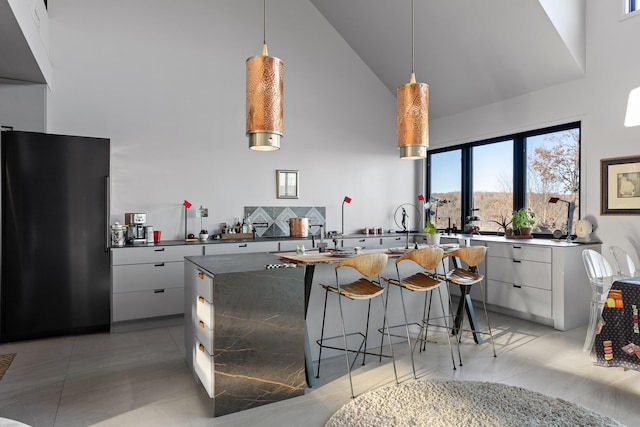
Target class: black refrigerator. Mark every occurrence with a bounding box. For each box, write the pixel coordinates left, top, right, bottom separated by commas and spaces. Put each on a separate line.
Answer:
1, 130, 111, 342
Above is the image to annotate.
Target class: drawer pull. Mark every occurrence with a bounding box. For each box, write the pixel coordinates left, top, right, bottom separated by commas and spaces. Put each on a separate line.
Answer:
198, 272, 204, 279
359, 239, 365, 242
395, 237, 401, 241
513, 245, 522, 249
512, 259, 521, 263
239, 244, 248, 248
198, 296, 205, 303
154, 248, 165, 252
154, 289, 165, 293
199, 344, 205, 352
198, 320, 205, 328
154, 263, 165, 267
513, 284, 522, 288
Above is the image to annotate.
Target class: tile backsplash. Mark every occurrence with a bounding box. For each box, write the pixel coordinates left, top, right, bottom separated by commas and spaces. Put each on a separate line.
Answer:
245, 206, 326, 238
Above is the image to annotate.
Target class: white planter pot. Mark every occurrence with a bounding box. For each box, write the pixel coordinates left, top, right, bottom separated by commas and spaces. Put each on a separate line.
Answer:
427, 233, 441, 246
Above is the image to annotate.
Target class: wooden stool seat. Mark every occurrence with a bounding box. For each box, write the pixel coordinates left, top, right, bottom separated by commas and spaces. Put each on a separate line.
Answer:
322, 278, 385, 299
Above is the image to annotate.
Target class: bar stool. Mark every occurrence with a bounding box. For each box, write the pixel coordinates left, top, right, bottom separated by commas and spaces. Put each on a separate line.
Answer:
381, 247, 459, 378
315, 253, 398, 398
443, 246, 496, 363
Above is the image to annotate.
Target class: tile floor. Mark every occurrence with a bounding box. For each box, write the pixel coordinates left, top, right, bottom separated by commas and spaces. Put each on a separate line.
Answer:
0, 312, 638, 427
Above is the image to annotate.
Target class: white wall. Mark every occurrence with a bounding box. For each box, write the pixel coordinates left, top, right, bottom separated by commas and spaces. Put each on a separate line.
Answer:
0, 81, 46, 131
430, 1, 640, 262
45, 0, 419, 239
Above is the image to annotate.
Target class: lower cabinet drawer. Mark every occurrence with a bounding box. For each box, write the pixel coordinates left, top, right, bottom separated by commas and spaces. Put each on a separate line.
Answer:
113, 261, 184, 293
112, 287, 184, 322
487, 279, 552, 319
195, 320, 214, 354
487, 256, 552, 290
195, 338, 214, 398
196, 295, 214, 328
195, 270, 214, 302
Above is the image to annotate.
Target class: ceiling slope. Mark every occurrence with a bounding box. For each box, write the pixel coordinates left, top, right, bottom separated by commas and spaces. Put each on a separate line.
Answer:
310, 0, 586, 119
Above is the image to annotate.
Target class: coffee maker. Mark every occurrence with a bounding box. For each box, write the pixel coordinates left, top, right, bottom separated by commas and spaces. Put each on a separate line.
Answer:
125, 213, 147, 244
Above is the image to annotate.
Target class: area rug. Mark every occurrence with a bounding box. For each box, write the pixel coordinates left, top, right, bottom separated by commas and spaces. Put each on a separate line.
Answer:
0, 353, 16, 381
325, 379, 624, 427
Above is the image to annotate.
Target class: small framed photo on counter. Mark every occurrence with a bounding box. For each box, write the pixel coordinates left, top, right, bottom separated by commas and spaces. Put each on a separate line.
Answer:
276, 169, 299, 199
601, 155, 640, 215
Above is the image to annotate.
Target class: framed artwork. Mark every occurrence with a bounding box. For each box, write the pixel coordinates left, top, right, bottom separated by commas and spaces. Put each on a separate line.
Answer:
276, 170, 299, 199
601, 155, 640, 215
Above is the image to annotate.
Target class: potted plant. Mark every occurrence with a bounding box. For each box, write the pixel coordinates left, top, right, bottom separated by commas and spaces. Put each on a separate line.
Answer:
512, 208, 535, 236
490, 214, 512, 236
424, 220, 441, 246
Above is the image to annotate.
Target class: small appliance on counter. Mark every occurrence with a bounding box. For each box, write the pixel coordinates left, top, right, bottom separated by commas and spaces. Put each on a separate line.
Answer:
124, 212, 149, 244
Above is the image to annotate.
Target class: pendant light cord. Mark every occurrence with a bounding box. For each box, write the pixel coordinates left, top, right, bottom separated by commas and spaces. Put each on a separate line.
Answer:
263, 0, 267, 45
411, 0, 415, 75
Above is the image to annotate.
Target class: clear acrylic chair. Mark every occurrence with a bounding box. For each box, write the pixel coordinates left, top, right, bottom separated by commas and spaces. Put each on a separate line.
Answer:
315, 253, 398, 398
581, 249, 615, 352
609, 246, 639, 279
381, 247, 458, 379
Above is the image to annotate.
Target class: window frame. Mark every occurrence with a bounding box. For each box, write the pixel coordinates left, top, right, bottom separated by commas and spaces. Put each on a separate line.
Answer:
426, 121, 581, 237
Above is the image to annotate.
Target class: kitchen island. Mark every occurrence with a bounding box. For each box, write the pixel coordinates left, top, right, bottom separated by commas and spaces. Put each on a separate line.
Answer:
184, 253, 305, 417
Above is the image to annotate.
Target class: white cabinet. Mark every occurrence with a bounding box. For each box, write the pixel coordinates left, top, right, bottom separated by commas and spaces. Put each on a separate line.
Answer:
278, 239, 312, 252
485, 240, 599, 330
204, 241, 278, 255
382, 235, 406, 248
111, 245, 204, 323
486, 243, 553, 321
188, 267, 215, 398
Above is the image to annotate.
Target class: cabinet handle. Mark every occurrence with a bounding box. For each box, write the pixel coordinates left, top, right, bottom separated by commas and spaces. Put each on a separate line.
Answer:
513, 245, 522, 249
395, 237, 401, 241
239, 244, 248, 248
198, 296, 205, 303
359, 239, 365, 242
154, 263, 165, 267
199, 344, 205, 352
154, 289, 165, 293
513, 284, 522, 288
198, 272, 204, 279
198, 320, 205, 328
512, 259, 521, 263
154, 248, 165, 252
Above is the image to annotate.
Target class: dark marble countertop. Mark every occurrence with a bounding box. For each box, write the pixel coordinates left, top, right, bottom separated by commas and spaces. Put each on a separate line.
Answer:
185, 252, 292, 275
110, 232, 423, 249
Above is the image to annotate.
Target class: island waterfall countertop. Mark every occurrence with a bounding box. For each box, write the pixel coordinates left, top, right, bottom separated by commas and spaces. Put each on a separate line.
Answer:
184, 252, 306, 417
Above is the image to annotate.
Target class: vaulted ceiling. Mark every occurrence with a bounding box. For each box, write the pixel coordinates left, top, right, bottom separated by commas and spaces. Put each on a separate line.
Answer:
1, 1, 586, 120
309, 0, 586, 119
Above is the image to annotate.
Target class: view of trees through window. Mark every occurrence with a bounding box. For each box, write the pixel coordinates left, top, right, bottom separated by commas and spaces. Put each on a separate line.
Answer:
527, 129, 580, 234
428, 124, 580, 236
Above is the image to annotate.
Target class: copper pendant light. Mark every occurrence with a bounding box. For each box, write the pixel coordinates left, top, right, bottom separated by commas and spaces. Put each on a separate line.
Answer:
397, 0, 428, 159
246, 0, 283, 151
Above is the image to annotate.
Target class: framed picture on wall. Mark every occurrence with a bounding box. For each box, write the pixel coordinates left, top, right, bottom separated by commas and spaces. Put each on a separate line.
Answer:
601, 155, 640, 215
276, 170, 299, 199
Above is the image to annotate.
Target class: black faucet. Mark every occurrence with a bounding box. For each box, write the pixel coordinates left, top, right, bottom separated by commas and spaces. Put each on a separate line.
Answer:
252, 222, 268, 237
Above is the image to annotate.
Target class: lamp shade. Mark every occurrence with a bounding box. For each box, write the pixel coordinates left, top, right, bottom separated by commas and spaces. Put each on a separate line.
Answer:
397, 73, 429, 159
625, 86, 640, 127
246, 44, 283, 150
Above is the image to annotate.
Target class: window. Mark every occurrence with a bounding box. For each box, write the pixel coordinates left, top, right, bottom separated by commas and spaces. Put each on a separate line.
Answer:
429, 150, 461, 232
526, 128, 580, 234
427, 122, 580, 236
472, 141, 513, 232
628, 0, 638, 14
